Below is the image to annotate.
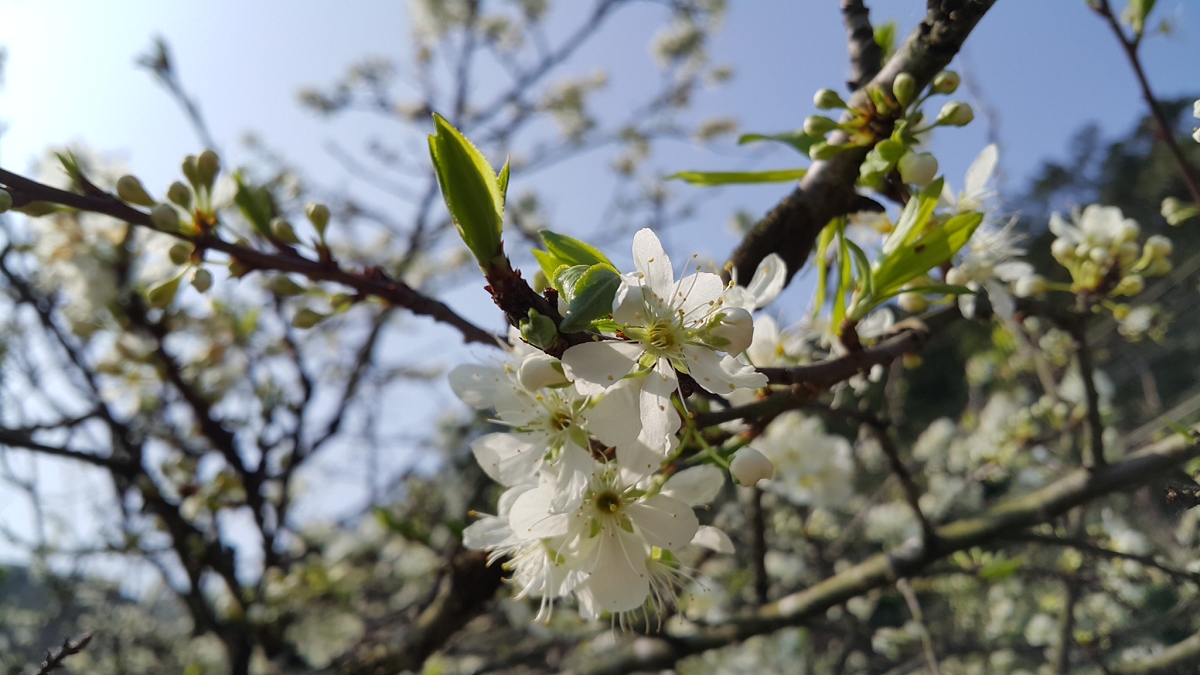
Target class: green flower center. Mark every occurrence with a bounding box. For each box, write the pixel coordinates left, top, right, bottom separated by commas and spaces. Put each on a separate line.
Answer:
647, 319, 680, 351
594, 490, 622, 514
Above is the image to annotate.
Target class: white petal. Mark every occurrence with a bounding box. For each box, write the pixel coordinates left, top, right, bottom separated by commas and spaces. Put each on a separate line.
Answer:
616, 431, 668, 485
579, 526, 650, 612
496, 483, 534, 518
448, 364, 505, 409
684, 347, 767, 394
626, 495, 699, 550
561, 341, 643, 395
612, 274, 649, 327
471, 433, 542, 486
661, 465, 724, 506
632, 228, 675, 298
994, 261, 1034, 282
583, 377, 642, 449
462, 515, 513, 551
746, 253, 787, 309
674, 272, 724, 319
690, 525, 734, 554
639, 359, 680, 451
965, 143, 998, 198
548, 444, 592, 514
509, 486, 571, 539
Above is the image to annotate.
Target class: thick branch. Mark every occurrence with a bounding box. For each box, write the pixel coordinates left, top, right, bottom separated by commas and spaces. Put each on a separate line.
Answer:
0, 167, 500, 346
562, 425, 1200, 674
727, 0, 998, 284
841, 0, 883, 91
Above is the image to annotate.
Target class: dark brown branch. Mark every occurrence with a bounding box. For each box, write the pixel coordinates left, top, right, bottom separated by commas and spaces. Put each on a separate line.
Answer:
1070, 324, 1108, 468
0, 429, 128, 471
1003, 532, 1200, 585
0, 167, 500, 347
749, 487, 769, 605
841, 0, 883, 91
1092, 0, 1200, 210
34, 633, 93, 675
864, 419, 938, 549
727, 0, 998, 284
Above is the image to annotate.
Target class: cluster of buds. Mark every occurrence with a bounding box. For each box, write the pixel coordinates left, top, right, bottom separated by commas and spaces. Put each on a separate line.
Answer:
1049, 205, 1171, 297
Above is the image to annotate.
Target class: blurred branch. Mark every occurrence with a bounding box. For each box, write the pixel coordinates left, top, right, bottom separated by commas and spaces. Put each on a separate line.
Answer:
896, 578, 940, 675
1070, 323, 1108, 468
137, 37, 218, 151
560, 422, 1200, 674
863, 418, 937, 549
840, 0, 883, 91
1091, 0, 1200, 209
34, 633, 93, 675
0, 167, 501, 346
749, 487, 769, 604
727, 0, 998, 284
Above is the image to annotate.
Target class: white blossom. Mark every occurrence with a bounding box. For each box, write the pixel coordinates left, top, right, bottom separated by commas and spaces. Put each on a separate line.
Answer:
751, 412, 854, 509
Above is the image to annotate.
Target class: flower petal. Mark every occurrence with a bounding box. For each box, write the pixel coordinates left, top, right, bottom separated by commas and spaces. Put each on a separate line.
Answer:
690, 525, 734, 554
639, 359, 680, 450
470, 433, 542, 486
462, 515, 513, 551
626, 494, 699, 550
661, 465, 724, 506
632, 228, 675, 298
562, 341, 643, 395
578, 526, 650, 613
674, 272, 724, 319
612, 273, 649, 327
548, 444, 592, 514
746, 253, 787, 309
684, 347, 767, 394
583, 376, 642, 449
509, 486, 571, 539
448, 364, 506, 409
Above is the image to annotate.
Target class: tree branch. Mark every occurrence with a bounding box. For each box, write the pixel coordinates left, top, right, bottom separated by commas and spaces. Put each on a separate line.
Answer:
841, 0, 883, 91
727, 0, 998, 284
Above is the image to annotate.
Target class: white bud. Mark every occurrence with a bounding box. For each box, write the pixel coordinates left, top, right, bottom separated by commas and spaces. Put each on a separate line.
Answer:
1117, 241, 1140, 267
945, 267, 968, 287
1014, 274, 1048, 298
1114, 274, 1144, 296
710, 307, 754, 356
1145, 258, 1173, 276
898, 152, 939, 186
814, 88, 847, 110
306, 202, 330, 236
898, 291, 929, 313
1120, 218, 1140, 242
1050, 239, 1074, 261
1144, 234, 1172, 260
116, 175, 156, 207
1075, 242, 1092, 259
1089, 247, 1111, 265
150, 204, 182, 232
931, 70, 960, 94
191, 267, 213, 293
517, 353, 569, 390
936, 101, 974, 127
730, 448, 773, 487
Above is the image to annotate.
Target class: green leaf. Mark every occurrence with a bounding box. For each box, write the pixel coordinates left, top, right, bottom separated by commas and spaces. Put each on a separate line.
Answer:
1163, 417, 1198, 444
844, 238, 874, 299
666, 169, 808, 186
428, 113, 507, 266
737, 130, 821, 155
519, 309, 559, 350
1128, 0, 1157, 34
891, 283, 975, 296
979, 555, 1023, 581
559, 264, 621, 332
874, 211, 983, 296
859, 138, 906, 188
881, 178, 944, 255
233, 173, 276, 236
532, 249, 563, 282
813, 221, 837, 318
373, 508, 430, 544
540, 230, 613, 268
874, 21, 897, 60
147, 274, 184, 309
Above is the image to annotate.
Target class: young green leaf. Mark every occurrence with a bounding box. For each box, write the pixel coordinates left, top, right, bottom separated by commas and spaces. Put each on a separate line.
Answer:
666, 169, 808, 186
428, 113, 507, 266
540, 230, 613, 268
874, 211, 983, 295
233, 173, 276, 237
737, 130, 821, 155
558, 264, 621, 332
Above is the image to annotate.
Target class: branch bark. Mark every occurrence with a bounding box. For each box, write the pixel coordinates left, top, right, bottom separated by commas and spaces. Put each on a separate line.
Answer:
727, 0, 998, 285
841, 0, 883, 91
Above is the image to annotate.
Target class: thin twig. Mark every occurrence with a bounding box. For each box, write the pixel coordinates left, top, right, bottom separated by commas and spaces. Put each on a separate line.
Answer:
1070, 323, 1108, 468
896, 578, 941, 675
34, 633, 93, 675
863, 418, 938, 549
750, 487, 769, 605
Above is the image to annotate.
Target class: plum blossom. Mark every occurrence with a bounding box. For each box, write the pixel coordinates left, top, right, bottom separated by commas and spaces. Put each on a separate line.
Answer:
941, 143, 998, 215
563, 229, 767, 452
750, 412, 854, 509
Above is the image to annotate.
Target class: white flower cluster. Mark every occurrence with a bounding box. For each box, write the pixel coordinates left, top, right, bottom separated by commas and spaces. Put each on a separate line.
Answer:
455, 229, 781, 622
1049, 204, 1171, 295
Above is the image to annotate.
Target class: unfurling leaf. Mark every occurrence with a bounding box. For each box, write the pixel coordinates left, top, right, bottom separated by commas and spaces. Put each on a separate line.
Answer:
428, 113, 507, 268
667, 169, 807, 186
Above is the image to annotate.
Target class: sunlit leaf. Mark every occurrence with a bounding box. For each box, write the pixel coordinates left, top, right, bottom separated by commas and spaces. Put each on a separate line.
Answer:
667, 169, 808, 186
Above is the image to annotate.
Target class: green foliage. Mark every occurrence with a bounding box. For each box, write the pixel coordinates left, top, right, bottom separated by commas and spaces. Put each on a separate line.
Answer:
428, 113, 509, 267
737, 130, 821, 155
667, 168, 808, 186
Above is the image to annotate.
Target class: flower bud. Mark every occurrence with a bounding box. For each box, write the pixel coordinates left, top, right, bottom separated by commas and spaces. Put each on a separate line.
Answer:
1050, 239, 1074, 261
892, 72, 917, 106
268, 275, 306, 296
1117, 241, 1140, 267
1089, 247, 1111, 265
270, 217, 301, 245
944, 267, 968, 287
709, 306, 754, 356
150, 204, 182, 232
898, 151, 939, 186
730, 448, 773, 487
1120, 218, 1140, 243
1113, 274, 1144, 296
167, 181, 192, 210
808, 142, 845, 161
936, 101, 974, 127
0, 189, 12, 214
168, 243, 193, 266
228, 258, 249, 278
898, 291, 929, 313
147, 275, 182, 309
517, 353, 569, 390
1161, 197, 1198, 226
813, 88, 847, 110
181, 155, 201, 187
197, 150, 220, 190
116, 175, 156, 206
1144, 234, 1172, 260
190, 267, 213, 293
1014, 274, 1048, 298
292, 308, 327, 329
803, 115, 839, 136
931, 70, 961, 94
306, 202, 330, 237
1144, 258, 1172, 276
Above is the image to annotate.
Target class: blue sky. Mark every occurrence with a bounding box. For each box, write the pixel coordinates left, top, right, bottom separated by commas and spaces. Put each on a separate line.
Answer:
0, 1, 1196, 558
